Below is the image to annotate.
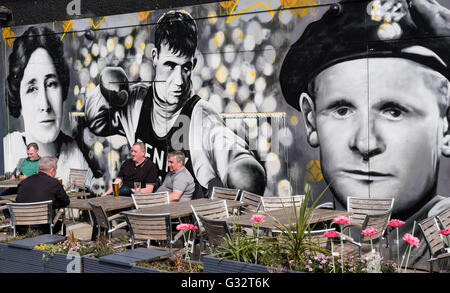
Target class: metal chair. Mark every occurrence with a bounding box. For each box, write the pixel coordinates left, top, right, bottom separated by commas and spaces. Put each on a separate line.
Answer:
346, 197, 394, 229
238, 190, 262, 214
197, 214, 231, 250
436, 208, 450, 229
7, 200, 64, 237
436, 208, 450, 249
418, 216, 450, 273
122, 211, 174, 254
210, 187, 240, 201
88, 200, 128, 241
68, 168, 89, 192
339, 197, 394, 255
258, 195, 305, 212
131, 191, 170, 209
191, 200, 229, 253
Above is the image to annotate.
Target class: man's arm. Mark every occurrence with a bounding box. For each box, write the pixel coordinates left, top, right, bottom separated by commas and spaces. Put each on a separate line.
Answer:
85, 68, 148, 143
169, 189, 184, 202
132, 184, 155, 194
101, 178, 122, 197
55, 183, 70, 209
190, 101, 267, 195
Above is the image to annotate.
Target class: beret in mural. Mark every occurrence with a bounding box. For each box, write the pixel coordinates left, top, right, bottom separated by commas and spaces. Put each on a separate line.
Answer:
279, 0, 450, 111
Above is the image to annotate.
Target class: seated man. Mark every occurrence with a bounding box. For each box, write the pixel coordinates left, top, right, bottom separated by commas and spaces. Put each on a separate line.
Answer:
101, 142, 158, 197
157, 151, 195, 202
12, 142, 41, 179
15, 156, 70, 234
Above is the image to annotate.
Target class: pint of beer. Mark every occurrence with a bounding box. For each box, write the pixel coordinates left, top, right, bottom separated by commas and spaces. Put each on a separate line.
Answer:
57, 178, 63, 185
112, 183, 120, 198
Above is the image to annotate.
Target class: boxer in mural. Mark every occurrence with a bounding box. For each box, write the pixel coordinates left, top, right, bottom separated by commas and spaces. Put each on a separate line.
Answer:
4, 26, 104, 189
279, 0, 450, 265
85, 10, 267, 196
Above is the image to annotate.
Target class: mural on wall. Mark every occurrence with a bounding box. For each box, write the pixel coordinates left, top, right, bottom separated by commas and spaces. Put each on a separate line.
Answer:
1, 0, 450, 264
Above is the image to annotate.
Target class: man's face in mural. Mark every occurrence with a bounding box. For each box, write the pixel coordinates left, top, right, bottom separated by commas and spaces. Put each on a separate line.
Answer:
152, 42, 196, 106
19, 48, 63, 144
300, 58, 450, 217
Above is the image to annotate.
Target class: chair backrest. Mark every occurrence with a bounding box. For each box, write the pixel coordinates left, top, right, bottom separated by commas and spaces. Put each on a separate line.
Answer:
198, 214, 231, 248
346, 197, 394, 227
360, 209, 393, 243
436, 209, 450, 229
239, 190, 262, 214
191, 200, 229, 232
69, 168, 88, 190
259, 195, 305, 212
88, 200, 111, 230
122, 212, 172, 243
132, 191, 169, 209
419, 216, 445, 257
7, 200, 53, 227
210, 187, 240, 201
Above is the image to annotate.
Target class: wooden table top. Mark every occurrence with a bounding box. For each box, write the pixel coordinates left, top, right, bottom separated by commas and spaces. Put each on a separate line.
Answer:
126, 198, 247, 219
0, 179, 23, 188
227, 208, 352, 231
0, 192, 90, 203
68, 195, 135, 212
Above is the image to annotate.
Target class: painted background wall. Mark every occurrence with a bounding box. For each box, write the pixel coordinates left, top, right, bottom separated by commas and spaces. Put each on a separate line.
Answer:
2, 0, 450, 265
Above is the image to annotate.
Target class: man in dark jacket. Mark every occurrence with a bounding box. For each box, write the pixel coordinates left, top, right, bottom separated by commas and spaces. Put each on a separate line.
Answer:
16, 156, 70, 234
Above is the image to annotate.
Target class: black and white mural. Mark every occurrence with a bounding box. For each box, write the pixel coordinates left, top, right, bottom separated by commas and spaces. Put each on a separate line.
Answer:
1, 0, 449, 266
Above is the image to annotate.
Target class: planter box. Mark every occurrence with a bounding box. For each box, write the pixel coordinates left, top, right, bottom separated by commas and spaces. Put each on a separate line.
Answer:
83, 247, 172, 273
202, 255, 304, 273
0, 235, 73, 273
83, 256, 168, 273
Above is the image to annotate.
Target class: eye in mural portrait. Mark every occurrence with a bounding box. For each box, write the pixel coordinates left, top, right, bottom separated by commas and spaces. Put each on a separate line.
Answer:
84, 10, 267, 197
4, 26, 104, 189
279, 0, 450, 266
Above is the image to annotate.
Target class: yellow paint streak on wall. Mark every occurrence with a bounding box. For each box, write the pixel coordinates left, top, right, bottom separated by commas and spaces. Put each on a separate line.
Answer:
89, 16, 106, 29
280, 0, 320, 19
60, 20, 74, 40
305, 160, 323, 183
2, 27, 15, 47
226, 0, 274, 24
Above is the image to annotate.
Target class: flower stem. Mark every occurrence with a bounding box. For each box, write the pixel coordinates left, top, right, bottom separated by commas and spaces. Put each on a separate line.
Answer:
396, 228, 400, 273
340, 225, 344, 273
331, 240, 336, 273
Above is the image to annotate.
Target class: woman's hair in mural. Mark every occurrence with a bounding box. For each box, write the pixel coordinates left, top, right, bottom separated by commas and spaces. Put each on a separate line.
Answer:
155, 10, 198, 58
6, 26, 70, 118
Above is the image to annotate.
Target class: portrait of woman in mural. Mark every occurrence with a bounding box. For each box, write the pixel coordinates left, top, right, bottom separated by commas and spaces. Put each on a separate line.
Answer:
4, 26, 102, 187
279, 0, 450, 265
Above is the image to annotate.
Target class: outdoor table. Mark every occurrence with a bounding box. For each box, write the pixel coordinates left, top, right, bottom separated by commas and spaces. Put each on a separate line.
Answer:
226, 208, 352, 231
0, 191, 91, 203
68, 195, 135, 212
0, 179, 23, 188
126, 198, 247, 219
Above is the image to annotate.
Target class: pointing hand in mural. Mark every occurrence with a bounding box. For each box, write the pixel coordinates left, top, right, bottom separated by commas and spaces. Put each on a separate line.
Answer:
85, 10, 267, 196
279, 0, 450, 264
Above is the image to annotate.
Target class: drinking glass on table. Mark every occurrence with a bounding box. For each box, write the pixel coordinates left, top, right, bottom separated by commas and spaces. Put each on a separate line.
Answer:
112, 182, 120, 198
134, 182, 141, 194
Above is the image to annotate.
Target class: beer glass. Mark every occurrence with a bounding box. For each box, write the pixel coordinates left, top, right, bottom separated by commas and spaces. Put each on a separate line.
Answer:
112, 182, 120, 198
134, 182, 141, 194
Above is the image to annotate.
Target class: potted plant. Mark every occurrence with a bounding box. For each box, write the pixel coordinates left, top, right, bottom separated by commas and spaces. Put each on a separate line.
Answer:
203, 183, 398, 273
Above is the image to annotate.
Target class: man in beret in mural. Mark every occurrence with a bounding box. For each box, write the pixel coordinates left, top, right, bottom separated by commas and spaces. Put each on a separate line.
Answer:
279, 0, 450, 267
85, 10, 266, 197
